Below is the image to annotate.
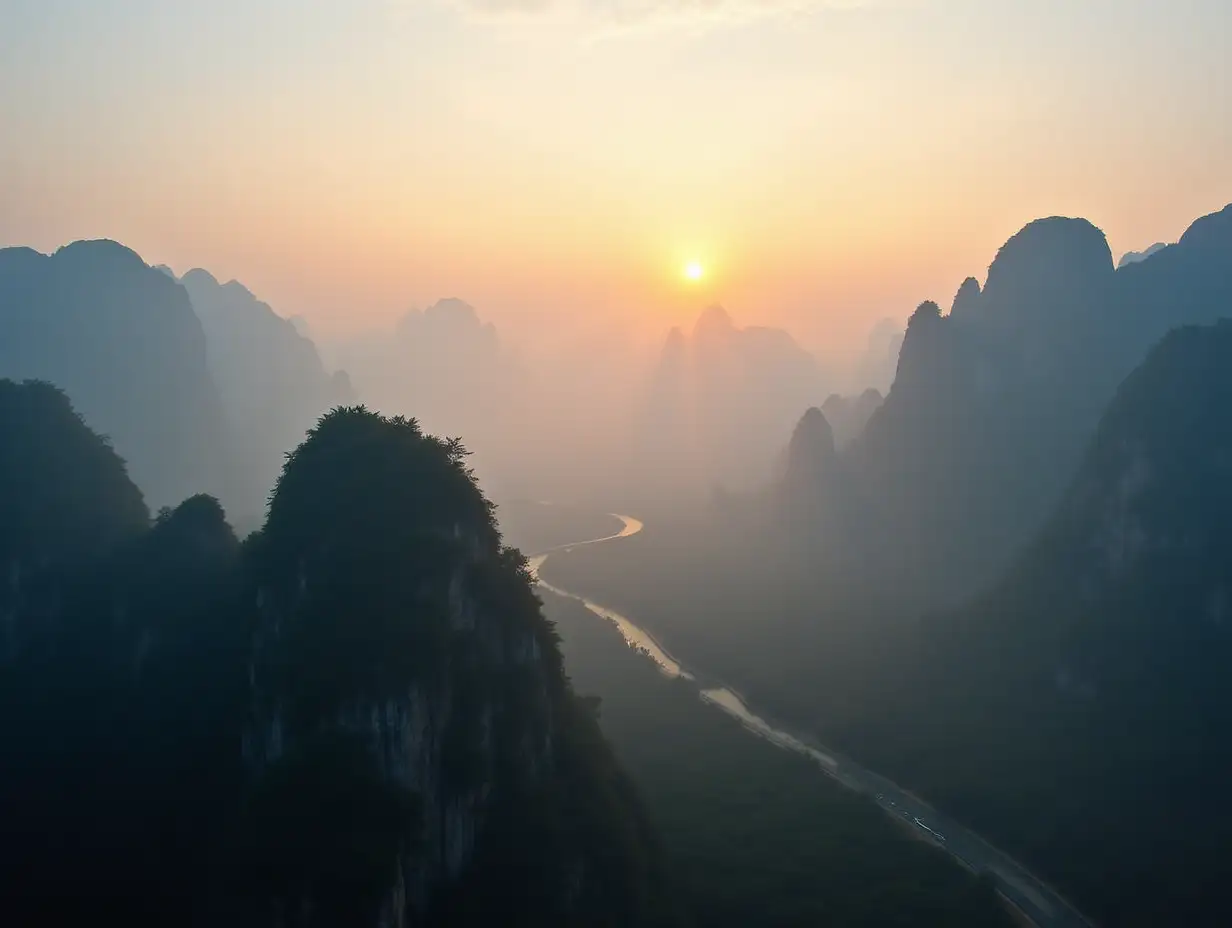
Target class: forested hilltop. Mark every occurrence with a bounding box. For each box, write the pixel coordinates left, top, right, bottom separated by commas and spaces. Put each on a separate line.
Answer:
0, 381, 677, 927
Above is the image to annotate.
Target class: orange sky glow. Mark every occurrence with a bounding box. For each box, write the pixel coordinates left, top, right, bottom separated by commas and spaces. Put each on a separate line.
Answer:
1, 1, 1229, 359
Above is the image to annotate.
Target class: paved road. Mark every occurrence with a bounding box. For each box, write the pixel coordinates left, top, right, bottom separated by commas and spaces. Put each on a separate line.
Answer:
532, 512, 1095, 928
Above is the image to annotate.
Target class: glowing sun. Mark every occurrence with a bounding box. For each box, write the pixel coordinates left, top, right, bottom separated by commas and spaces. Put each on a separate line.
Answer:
683, 261, 705, 282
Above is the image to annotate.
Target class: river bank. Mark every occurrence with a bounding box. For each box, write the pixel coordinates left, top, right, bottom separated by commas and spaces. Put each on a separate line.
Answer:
531, 510, 1093, 928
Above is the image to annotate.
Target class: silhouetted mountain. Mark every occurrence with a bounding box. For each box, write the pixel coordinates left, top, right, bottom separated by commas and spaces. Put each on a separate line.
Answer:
847, 319, 1232, 927
851, 317, 904, 393
0, 240, 231, 509
1117, 241, 1168, 268
287, 314, 314, 339
178, 268, 355, 523
782, 407, 835, 491
0, 379, 247, 924
0, 392, 677, 927
0, 379, 148, 577
640, 306, 828, 491
332, 299, 516, 474
812, 204, 1232, 610
820, 388, 883, 448
947, 276, 982, 322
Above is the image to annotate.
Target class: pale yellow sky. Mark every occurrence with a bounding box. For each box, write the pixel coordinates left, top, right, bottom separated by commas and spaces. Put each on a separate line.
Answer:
1, 0, 1229, 354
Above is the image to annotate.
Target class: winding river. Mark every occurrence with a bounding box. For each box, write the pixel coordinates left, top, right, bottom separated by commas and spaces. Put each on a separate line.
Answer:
530, 512, 1094, 928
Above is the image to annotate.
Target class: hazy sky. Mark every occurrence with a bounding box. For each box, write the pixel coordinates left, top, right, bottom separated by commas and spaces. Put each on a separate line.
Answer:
2, 0, 1228, 351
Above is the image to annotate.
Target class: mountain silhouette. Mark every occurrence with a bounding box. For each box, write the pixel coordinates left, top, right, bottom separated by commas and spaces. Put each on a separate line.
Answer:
177, 267, 355, 524
848, 319, 1232, 927
334, 298, 513, 452
820, 388, 883, 448
0, 391, 679, 926
0, 240, 231, 509
815, 204, 1232, 610
640, 305, 829, 491
1116, 241, 1168, 268
851, 317, 905, 393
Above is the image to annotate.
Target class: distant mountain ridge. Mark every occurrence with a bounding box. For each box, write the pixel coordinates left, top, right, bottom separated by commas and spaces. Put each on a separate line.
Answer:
1117, 241, 1168, 268
176, 266, 355, 523
334, 297, 510, 440
0, 241, 353, 523
0, 240, 232, 509
641, 305, 829, 491
794, 203, 1232, 611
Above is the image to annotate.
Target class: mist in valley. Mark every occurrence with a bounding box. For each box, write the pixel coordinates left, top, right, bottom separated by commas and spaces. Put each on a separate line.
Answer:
3, 2, 1232, 926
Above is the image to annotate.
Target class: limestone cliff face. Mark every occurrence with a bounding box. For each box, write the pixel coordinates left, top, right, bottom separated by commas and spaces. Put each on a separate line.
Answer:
239, 407, 667, 927
244, 533, 559, 922
0, 391, 676, 928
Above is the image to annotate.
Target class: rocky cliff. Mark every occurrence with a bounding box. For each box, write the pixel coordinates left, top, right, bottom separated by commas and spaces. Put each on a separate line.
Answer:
0, 392, 677, 927
824, 203, 1232, 610
848, 319, 1232, 927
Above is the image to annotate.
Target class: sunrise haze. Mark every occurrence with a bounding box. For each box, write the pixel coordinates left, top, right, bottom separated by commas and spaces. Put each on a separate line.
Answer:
2, 0, 1228, 354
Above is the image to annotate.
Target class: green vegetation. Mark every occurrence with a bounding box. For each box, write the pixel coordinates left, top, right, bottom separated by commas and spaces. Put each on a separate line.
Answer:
545, 589, 1013, 927
0, 390, 678, 928
545, 319, 1232, 927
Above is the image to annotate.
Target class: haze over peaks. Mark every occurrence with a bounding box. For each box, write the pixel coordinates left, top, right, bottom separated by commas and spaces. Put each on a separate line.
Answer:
637, 304, 830, 492
849, 318, 1232, 927
0, 240, 230, 510
0, 241, 355, 525
826, 203, 1232, 609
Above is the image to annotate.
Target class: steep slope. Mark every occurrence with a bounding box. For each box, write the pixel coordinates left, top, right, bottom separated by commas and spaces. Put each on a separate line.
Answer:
850, 320, 1232, 927
0, 390, 679, 927
0, 241, 231, 509
820, 388, 883, 448
178, 268, 354, 524
0, 380, 249, 925
242, 407, 678, 926
832, 204, 1232, 610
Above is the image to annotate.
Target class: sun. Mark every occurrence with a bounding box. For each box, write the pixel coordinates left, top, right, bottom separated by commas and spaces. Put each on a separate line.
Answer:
683, 261, 705, 282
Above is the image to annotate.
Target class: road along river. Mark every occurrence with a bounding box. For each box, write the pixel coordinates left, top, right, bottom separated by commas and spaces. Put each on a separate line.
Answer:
530, 513, 1095, 928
